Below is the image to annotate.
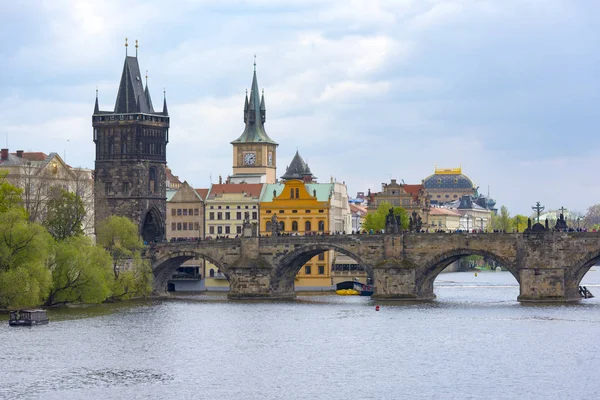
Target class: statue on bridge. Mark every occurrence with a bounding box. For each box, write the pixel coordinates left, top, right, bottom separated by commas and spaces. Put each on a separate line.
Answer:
554, 213, 568, 231
270, 214, 280, 236
385, 208, 399, 234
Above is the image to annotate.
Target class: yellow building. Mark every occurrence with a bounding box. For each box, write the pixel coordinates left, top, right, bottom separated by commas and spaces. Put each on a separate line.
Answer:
260, 152, 335, 290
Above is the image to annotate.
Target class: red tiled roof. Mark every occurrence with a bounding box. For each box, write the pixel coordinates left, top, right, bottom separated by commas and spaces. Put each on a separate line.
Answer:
166, 167, 182, 185
11, 152, 48, 161
208, 183, 263, 199
403, 184, 423, 201
195, 188, 209, 201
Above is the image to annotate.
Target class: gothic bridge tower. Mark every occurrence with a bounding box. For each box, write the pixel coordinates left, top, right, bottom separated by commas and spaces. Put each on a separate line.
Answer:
93, 41, 169, 242
230, 61, 278, 184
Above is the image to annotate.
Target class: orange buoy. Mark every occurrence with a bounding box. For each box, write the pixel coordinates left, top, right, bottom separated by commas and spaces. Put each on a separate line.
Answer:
375, 305, 380, 311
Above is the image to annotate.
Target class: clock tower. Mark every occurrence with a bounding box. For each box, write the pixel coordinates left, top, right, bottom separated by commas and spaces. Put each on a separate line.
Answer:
230, 62, 278, 184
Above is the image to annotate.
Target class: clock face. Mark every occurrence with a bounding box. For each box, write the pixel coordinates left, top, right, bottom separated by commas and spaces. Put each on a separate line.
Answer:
244, 152, 256, 165
268, 152, 273, 166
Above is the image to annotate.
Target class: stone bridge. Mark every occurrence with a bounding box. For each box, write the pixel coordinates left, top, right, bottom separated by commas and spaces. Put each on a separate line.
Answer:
147, 232, 600, 302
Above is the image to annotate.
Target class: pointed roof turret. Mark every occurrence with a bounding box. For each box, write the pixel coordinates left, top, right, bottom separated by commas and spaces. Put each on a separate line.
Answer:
114, 56, 153, 114
231, 61, 277, 145
144, 71, 155, 113
281, 150, 316, 182
94, 88, 99, 114
260, 89, 265, 111
162, 90, 169, 116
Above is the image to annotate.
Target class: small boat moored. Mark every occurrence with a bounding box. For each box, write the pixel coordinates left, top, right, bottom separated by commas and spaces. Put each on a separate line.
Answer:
9, 310, 49, 326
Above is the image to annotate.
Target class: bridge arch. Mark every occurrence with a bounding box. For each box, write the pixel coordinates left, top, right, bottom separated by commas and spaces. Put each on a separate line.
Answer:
417, 248, 519, 295
569, 248, 600, 288
152, 249, 230, 292
271, 243, 373, 295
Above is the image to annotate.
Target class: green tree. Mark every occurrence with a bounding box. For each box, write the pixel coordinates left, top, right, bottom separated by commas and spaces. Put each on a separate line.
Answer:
512, 214, 529, 232
0, 170, 23, 214
0, 209, 53, 308
110, 255, 153, 300
43, 189, 86, 241
361, 202, 409, 232
96, 216, 143, 278
45, 236, 113, 306
496, 205, 511, 232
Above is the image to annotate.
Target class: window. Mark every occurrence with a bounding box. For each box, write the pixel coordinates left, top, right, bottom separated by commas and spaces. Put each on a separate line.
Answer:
217, 226, 223, 234
194, 209, 199, 216
279, 221, 285, 232
209, 212, 214, 220
183, 223, 188, 231
318, 221, 325, 231
217, 212, 222, 220
171, 209, 176, 216
225, 226, 230, 234
209, 226, 215, 234
318, 265, 325, 275
305, 210, 311, 214
177, 209, 182, 216
210, 206, 214, 209
279, 210, 284, 214
292, 210, 298, 214
183, 209, 188, 216
177, 222, 182, 231
171, 223, 176, 231
244, 212, 249, 220
236, 226, 242, 234
236, 212, 242, 220
122, 182, 129, 193
245, 206, 249, 209
189, 209, 193, 215
218, 206, 222, 209
292, 221, 298, 231
266, 210, 272, 214
194, 222, 199, 230
266, 221, 272, 231
318, 253, 325, 261
210, 269, 215, 277
225, 212, 230, 220
295, 188, 299, 198
319, 210, 324, 213
305, 266, 311, 275
305, 221, 311, 231
253, 205, 256, 209
290, 188, 294, 198
252, 212, 257, 219
225, 206, 230, 209
105, 182, 112, 194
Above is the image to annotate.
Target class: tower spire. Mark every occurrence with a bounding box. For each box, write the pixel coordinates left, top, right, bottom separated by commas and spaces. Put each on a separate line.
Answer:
125, 37, 128, 56
135, 39, 138, 57
94, 87, 99, 114
162, 88, 169, 116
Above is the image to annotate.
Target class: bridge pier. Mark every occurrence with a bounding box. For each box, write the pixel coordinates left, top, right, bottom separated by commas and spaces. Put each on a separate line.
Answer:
227, 257, 295, 300
371, 260, 435, 301
517, 267, 579, 302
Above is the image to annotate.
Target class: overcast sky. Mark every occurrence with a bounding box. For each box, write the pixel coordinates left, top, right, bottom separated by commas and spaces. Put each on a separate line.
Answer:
1, 0, 599, 215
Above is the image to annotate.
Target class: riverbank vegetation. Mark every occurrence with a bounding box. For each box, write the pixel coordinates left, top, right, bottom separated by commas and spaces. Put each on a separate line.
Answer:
0, 173, 151, 309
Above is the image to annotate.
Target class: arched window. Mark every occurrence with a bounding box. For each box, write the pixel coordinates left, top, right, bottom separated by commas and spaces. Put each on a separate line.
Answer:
305, 221, 311, 231
209, 269, 215, 277
295, 188, 299, 198
290, 188, 294, 198
279, 221, 285, 232
318, 220, 325, 231
292, 221, 298, 231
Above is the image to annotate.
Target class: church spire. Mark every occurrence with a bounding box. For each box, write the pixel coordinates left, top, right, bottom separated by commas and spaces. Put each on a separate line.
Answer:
144, 70, 155, 113
231, 60, 277, 145
114, 51, 152, 114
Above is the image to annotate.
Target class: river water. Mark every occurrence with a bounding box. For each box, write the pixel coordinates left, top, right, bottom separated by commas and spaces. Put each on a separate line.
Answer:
1, 271, 600, 400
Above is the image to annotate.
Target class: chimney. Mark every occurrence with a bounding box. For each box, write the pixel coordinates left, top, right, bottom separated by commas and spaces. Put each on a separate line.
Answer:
1, 149, 7, 161
16, 150, 24, 158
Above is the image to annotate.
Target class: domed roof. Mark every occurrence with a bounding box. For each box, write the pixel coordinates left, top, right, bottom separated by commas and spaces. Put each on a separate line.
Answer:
423, 167, 474, 190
